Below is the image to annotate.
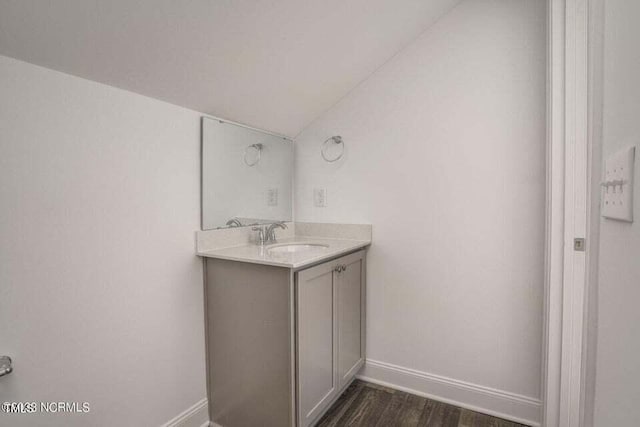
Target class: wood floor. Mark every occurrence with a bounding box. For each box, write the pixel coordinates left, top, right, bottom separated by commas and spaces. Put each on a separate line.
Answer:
316, 380, 529, 427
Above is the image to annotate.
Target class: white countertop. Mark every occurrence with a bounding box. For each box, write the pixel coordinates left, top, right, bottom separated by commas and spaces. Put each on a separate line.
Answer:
197, 236, 370, 269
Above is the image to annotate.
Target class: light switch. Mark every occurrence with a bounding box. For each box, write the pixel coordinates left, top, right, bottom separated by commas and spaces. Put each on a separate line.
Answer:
602, 146, 635, 222
267, 188, 278, 206
314, 188, 327, 207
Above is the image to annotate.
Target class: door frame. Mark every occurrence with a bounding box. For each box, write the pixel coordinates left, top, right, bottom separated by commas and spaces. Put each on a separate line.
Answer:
543, 0, 600, 426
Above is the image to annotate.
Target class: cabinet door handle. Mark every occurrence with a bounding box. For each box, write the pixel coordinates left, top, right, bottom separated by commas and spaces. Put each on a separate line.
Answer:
342, 264, 347, 271
334, 266, 341, 273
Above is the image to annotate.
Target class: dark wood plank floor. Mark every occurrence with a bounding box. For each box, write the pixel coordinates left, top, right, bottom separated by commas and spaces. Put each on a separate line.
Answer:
316, 380, 530, 427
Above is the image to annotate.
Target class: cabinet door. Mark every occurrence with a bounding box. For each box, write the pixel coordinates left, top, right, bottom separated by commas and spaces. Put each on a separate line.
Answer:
336, 251, 365, 389
296, 261, 338, 427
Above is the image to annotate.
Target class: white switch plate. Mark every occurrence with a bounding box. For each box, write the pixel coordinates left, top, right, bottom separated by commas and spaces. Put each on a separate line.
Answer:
602, 146, 635, 222
313, 188, 327, 207
267, 188, 278, 206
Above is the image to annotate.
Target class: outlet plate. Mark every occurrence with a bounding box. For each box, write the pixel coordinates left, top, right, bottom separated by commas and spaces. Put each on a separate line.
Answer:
602, 146, 635, 222
267, 188, 278, 206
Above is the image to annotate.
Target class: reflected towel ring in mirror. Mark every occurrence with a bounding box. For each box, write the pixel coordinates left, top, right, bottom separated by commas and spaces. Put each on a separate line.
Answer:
321, 136, 344, 163
243, 143, 263, 166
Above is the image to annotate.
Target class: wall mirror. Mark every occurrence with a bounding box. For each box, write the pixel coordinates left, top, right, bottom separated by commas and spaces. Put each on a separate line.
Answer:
201, 117, 293, 230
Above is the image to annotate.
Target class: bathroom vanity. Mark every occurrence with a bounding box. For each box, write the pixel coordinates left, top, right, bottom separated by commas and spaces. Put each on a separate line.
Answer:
197, 223, 371, 427
198, 119, 371, 426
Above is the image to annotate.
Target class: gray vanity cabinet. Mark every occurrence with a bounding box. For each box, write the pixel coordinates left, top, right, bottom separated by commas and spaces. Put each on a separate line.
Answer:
296, 250, 366, 427
336, 251, 366, 387
205, 249, 366, 427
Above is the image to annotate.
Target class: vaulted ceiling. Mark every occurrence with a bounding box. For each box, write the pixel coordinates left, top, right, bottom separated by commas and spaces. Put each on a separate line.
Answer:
0, 0, 460, 137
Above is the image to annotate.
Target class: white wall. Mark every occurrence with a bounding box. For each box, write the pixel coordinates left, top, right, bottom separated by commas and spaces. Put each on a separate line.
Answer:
294, 0, 546, 412
593, 1, 640, 425
0, 55, 207, 426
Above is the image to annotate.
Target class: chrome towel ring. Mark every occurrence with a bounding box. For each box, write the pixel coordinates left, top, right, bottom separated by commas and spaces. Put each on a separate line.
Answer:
243, 143, 263, 167
321, 136, 344, 163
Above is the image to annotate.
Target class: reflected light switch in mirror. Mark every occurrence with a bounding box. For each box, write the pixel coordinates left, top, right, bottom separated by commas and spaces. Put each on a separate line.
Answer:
314, 188, 327, 207
267, 188, 278, 206
602, 146, 635, 222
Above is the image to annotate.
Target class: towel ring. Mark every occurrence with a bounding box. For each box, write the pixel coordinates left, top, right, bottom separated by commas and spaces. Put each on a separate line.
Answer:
243, 143, 263, 167
321, 136, 344, 163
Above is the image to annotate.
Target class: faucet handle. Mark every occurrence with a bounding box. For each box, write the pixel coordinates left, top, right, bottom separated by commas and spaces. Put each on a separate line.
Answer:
252, 226, 267, 245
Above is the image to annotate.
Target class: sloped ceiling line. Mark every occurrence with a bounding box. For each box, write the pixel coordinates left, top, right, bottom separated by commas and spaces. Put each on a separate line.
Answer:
0, 0, 461, 137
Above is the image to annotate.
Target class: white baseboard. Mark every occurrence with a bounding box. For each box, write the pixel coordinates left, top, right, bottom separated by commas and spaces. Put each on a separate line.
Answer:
357, 359, 541, 427
161, 398, 209, 427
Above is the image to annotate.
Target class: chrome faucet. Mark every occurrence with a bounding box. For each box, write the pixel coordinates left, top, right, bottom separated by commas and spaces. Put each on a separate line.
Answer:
226, 218, 243, 227
253, 222, 287, 246
252, 225, 267, 245
266, 222, 287, 243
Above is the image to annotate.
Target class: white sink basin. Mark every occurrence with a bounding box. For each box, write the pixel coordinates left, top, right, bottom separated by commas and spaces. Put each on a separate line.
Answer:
267, 243, 329, 254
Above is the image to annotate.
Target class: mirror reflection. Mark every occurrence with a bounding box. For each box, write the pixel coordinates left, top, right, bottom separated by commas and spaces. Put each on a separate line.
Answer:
201, 117, 293, 230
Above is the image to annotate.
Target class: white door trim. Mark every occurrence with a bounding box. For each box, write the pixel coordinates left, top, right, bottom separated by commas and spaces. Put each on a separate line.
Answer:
559, 1, 589, 426
542, 2, 566, 425
581, 0, 605, 425
543, 0, 592, 426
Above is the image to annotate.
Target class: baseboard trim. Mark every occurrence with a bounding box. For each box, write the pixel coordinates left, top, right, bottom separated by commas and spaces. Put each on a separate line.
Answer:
161, 398, 209, 427
357, 359, 541, 427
